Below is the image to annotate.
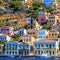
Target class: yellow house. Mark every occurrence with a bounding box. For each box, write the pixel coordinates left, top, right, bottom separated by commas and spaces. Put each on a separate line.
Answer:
27, 29, 37, 39
56, 16, 60, 24
21, 35, 35, 45
47, 29, 59, 39
18, 18, 26, 28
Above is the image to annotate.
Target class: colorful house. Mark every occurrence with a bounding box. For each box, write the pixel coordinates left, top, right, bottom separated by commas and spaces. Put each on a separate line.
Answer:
27, 29, 37, 39
33, 39, 59, 56
18, 18, 26, 28
18, 42, 30, 56
0, 44, 4, 56
0, 34, 10, 41
53, 24, 60, 32
47, 29, 59, 39
56, 17, 60, 24
4, 41, 30, 56
18, 28, 27, 37
47, 15, 57, 25
38, 11, 47, 24
11, 20, 18, 31
0, 26, 14, 36
43, 0, 56, 7
4, 41, 19, 56
21, 35, 35, 45
37, 29, 47, 39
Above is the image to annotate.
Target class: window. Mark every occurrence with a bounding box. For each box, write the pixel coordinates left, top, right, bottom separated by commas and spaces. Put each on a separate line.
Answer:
46, 44, 48, 47
7, 51, 8, 54
53, 44, 55, 48
38, 44, 40, 48
52, 34, 54, 36
46, 51, 48, 53
53, 51, 54, 55
12, 51, 14, 55
41, 44, 43, 47
49, 44, 51, 48
35, 45, 37, 47
55, 34, 56, 36
15, 51, 17, 54
35, 51, 37, 54
38, 51, 40, 55
41, 51, 43, 54
33, 32, 35, 34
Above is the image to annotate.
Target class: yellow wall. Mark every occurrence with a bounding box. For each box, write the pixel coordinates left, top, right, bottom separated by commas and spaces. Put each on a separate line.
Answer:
47, 32, 58, 38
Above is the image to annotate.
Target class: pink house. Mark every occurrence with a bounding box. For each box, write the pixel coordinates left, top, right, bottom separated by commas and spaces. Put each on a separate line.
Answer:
38, 11, 47, 24
0, 26, 14, 36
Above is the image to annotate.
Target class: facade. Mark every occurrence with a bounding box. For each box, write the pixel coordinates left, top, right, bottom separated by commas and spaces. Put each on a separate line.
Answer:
53, 24, 60, 32
0, 34, 10, 41
43, 0, 56, 7
37, 29, 47, 39
4, 41, 30, 56
0, 44, 4, 56
0, 26, 14, 36
18, 28, 27, 37
4, 41, 19, 56
21, 35, 35, 45
47, 15, 57, 25
11, 20, 18, 31
33, 39, 59, 56
38, 11, 47, 24
56, 17, 60, 24
18, 18, 26, 28
56, 3, 60, 13
47, 29, 59, 39
18, 42, 30, 56
27, 29, 37, 39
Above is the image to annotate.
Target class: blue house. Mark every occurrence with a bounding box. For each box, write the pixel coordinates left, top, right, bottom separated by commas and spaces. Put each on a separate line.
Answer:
26, 17, 32, 23
37, 29, 47, 39
34, 39, 59, 56
18, 28, 26, 37
4, 41, 30, 56
4, 41, 19, 56
18, 42, 30, 56
43, 0, 56, 7
0, 34, 10, 41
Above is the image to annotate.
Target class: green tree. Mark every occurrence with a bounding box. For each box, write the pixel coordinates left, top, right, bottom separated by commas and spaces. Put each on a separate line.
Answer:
32, 2, 43, 10
11, 34, 20, 41
10, 1, 25, 12
42, 25, 52, 30
0, 21, 5, 27
0, 40, 7, 44
0, 0, 3, 4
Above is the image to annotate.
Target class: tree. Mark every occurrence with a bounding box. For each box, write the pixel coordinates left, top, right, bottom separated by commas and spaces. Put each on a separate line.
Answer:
0, 0, 3, 4
0, 40, 7, 44
32, 2, 43, 10
0, 22, 5, 27
42, 25, 52, 30
11, 34, 20, 41
10, 1, 25, 12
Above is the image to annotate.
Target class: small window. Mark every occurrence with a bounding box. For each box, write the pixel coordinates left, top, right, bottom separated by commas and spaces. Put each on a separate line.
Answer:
52, 34, 54, 36
35, 51, 37, 54
46, 44, 48, 47
33, 32, 35, 34
53, 51, 54, 55
53, 44, 54, 47
38, 51, 40, 54
35, 45, 37, 47
15, 51, 17, 54
41, 44, 43, 47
